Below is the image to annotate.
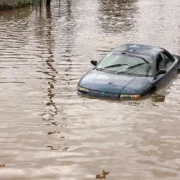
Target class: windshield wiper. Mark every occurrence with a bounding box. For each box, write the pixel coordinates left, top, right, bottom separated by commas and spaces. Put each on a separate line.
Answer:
127, 63, 145, 70
116, 63, 145, 74
104, 64, 127, 69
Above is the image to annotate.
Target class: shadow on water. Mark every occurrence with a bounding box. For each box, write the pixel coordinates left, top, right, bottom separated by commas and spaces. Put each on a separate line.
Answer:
98, 0, 138, 33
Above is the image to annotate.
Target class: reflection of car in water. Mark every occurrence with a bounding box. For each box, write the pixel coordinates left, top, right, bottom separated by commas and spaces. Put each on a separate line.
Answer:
77, 44, 180, 99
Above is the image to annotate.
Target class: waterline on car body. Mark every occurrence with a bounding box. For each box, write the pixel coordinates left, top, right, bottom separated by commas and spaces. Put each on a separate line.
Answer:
77, 85, 141, 100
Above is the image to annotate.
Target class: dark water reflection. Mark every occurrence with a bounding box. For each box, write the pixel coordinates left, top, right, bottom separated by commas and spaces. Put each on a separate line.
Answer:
98, 0, 138, 33
0, 0, 180, 179
41, 6, 58, 123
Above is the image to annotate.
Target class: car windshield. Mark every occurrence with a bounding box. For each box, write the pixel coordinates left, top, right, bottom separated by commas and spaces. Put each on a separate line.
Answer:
97, 52, 152, 76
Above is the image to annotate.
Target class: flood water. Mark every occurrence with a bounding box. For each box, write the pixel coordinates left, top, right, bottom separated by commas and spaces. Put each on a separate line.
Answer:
0, 0, 180, 179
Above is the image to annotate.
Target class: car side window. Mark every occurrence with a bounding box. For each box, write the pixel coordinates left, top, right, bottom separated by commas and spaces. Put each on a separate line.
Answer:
156, 54, 163, 72
160, 52, 174, 69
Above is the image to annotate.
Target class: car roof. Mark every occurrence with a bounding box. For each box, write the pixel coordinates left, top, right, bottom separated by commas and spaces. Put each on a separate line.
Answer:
113, 44, 163, 60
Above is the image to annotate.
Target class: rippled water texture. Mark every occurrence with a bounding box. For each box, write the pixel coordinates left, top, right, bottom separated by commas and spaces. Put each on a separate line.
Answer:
1, 0, 180, 179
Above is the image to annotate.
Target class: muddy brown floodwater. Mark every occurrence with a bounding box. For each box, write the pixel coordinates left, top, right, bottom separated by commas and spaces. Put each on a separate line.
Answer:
0, 0, 180, 179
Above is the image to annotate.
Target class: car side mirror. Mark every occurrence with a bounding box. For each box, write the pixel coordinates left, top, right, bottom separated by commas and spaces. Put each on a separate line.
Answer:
157, 69, 166, 75
91, 60, 97, 66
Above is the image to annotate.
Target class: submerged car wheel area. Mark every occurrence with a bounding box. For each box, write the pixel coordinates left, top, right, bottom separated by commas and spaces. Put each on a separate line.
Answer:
77, 44, 180, 100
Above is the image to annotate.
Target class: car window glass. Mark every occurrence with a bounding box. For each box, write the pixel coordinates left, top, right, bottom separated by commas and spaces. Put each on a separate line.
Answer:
97, 52, 153, 76
156, 54, 163, 72
161, 52, 173, 69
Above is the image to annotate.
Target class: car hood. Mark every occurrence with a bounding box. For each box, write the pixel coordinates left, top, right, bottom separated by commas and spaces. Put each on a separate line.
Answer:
79, 70, 153, 94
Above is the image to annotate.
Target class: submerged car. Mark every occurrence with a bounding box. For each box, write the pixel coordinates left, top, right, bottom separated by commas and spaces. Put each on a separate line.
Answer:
77, 44, 180, 99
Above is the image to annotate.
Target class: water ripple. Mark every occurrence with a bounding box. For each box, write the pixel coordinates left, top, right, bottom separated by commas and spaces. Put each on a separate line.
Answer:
1, 0, 180, 179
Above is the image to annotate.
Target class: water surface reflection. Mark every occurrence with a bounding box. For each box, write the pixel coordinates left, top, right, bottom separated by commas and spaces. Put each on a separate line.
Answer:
98, 0, 138, 33
0, 0, 180, 179
41, 6, 58, 123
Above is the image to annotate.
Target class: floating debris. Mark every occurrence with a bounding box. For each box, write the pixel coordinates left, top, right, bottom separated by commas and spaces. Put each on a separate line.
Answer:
62, 147, 69, 151
47, 131, 60, 135
0, 164, 5, 168
46, 145, 59, 150
96, 170, 110, 179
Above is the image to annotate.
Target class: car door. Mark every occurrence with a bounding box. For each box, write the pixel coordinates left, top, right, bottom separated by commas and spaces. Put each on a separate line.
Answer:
154, 51, 175, 88
161, 51, 177, 80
